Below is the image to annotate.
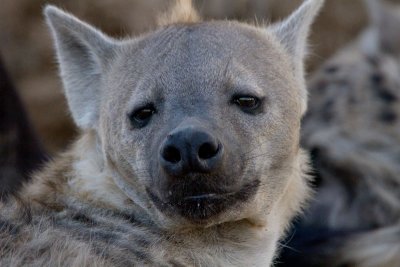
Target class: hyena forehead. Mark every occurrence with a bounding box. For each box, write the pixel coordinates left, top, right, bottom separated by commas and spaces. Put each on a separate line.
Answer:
106, 22, 300, 107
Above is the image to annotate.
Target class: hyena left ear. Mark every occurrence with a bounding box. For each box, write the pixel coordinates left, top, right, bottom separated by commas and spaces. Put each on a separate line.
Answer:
44, 6, 118, 129
269, 0, 324, 80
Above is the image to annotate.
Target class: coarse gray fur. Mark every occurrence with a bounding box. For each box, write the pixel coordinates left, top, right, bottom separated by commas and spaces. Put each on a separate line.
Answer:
0, 0, 324, 266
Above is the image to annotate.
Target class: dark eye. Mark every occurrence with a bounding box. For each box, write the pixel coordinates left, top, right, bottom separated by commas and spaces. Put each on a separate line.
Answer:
129, 104, 156, 128
232, 95, 261, 114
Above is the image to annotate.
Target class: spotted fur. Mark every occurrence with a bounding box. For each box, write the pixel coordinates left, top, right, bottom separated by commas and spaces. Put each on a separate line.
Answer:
0, 1, 324, 266
279, 1, 400, 266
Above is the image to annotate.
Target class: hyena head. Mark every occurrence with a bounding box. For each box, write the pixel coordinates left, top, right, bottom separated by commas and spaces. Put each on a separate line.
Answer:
44, 0, 323, 229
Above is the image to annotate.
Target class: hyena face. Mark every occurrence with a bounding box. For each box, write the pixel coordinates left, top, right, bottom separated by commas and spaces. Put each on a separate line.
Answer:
103, 23, 302, 225
45, 0, 323, 228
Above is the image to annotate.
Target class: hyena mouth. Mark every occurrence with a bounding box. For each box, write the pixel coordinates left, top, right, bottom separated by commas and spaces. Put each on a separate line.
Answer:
147, 179, 260, 222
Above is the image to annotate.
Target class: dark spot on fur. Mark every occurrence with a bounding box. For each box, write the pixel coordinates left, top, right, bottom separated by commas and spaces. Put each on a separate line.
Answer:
376, 88, 397, 104
0, 220, 19, 235
134, 237, 151, 247
348, 95, 357, 104
72, 213, 96, 225
132, 250, 150, 261
379, 110, 397, 123
333, 166, 360, 191
324, 65, 339, 74
370, 73, 384, 85
315, 80, 328, 93
89, 229, 120, 242
321, 99, 334, 122
366, 56, 380, 67
119, 213, 141, 225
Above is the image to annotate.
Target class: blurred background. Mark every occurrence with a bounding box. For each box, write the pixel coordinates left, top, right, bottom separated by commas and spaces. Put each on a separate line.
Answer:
3, 0, 399, 154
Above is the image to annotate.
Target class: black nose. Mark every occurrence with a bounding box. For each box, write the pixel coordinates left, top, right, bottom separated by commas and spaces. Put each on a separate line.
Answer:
160, 127, 223, 176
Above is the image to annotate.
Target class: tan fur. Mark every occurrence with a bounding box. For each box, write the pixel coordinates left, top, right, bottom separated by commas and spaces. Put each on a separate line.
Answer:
0, 1, 324, 265
0, 129, 311, 266
157, 0, 200, 26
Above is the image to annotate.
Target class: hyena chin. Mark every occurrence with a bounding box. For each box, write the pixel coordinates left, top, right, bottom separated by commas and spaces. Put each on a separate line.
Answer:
0, 0, 323, 266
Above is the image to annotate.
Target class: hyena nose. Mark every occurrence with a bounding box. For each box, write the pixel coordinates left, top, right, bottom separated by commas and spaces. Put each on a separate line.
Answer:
160, 127, 223, 176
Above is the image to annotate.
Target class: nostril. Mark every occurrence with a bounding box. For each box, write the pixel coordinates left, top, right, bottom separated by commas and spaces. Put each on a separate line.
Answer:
198, 142, 219, 160
162, 145, 181, 164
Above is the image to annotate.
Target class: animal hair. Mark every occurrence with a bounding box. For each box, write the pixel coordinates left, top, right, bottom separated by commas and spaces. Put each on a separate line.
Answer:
0, 0, 325, 266
278, 1, 400, 266
157, 0, 201, 26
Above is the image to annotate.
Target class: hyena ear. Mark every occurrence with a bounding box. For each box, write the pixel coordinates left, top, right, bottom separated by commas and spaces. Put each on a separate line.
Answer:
365, 0, 400, 55
269, 0, 324, 79
44, 5, 117, 129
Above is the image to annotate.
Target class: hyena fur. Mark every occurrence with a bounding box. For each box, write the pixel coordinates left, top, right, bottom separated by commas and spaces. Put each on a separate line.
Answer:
279, 0, 400, 266
0, 0, 324, 266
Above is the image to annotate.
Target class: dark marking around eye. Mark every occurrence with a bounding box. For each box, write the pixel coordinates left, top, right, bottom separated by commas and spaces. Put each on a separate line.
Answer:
231, 95, 262, 114
234, 97, 258, 108
129, 104, 156, 128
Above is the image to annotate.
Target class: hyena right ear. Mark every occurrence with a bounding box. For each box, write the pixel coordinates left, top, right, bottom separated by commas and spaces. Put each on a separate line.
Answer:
268, 0, 324, 114
44, 6, 118, 129
269, 0, 324, 78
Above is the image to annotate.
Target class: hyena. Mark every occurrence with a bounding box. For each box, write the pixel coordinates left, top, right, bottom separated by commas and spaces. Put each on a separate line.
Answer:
0, 0, 323, 265
0, 55, 46, 200
279, 0, 400, 266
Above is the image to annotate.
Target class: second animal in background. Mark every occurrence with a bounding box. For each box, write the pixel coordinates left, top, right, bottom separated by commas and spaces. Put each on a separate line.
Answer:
279, 0, 400, 266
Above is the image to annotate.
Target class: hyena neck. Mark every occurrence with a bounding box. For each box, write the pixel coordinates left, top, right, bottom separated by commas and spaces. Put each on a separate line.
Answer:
19, 131, 306, 266
64, 131, 306, 263
66, 131, 141, 212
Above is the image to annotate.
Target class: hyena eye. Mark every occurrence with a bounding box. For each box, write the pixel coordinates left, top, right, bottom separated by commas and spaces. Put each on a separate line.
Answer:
231, 95, 261, 114
129, 104, 156, 128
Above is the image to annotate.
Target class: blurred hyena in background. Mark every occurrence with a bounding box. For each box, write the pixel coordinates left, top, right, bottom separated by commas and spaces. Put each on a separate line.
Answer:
278, 0, 400, 266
